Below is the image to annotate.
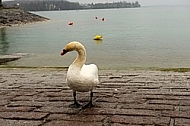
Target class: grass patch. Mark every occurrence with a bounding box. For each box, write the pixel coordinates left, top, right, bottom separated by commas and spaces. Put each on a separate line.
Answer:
0, 65, 68, 69
1, 65, 190, 72
158, 68, 190, 72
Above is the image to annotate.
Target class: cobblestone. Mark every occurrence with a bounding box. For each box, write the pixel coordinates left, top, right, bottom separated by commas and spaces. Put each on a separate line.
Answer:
0, 68, 190, 125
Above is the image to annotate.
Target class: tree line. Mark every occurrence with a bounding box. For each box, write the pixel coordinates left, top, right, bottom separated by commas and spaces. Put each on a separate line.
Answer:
3, 0, 140, 11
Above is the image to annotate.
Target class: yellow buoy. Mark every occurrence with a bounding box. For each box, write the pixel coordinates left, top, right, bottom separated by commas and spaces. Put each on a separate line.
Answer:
94, 35, 102, 40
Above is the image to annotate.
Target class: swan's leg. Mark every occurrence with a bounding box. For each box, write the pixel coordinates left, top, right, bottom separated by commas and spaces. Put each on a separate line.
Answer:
69, 91, 82, 108
82, 91, 94, 109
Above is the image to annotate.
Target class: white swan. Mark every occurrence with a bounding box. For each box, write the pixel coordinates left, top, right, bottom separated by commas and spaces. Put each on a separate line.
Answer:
61, 41, 99, 108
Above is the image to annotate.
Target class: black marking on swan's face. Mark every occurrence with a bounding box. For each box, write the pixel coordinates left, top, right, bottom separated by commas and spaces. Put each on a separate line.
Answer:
61, 49, 69, 55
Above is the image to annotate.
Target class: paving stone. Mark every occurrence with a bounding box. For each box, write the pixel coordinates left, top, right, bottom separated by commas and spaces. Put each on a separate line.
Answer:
0, 106, 35, 112
0, 100, 9, 106
175, 118, 190, 126
44, 120, 102, 126
0, 119, 43, 126
148, 99, 190, 106
111, 115, 170, 125
35, 106, 80, 114
0, 68, 190, 125
117, 104, 174, 111
0, 112, 49, 120
47, 114, 106, 122
162, 110, 190, 118
115, 109, 161, 117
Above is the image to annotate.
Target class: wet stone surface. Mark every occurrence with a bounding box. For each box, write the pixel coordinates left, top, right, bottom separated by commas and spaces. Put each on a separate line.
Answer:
0, 68, 190, 126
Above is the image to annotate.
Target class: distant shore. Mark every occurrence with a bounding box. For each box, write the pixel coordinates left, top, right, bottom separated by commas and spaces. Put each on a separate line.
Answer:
0, 8, 49, 28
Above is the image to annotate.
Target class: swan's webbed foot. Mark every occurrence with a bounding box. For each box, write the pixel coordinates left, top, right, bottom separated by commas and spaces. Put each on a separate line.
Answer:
82, 91, 94, 109
69, 91, 82, 108
82, 101, 94, 109
69, 101, 82, 108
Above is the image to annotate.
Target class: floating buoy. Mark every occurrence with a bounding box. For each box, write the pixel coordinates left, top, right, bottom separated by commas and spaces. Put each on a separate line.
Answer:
102, 18, 105, 21
95, 16, 98, 19
68, 22, 73, 25
94, 35, 102, 40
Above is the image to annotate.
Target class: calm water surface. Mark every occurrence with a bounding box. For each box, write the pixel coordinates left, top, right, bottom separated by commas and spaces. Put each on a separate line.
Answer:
1, 6, 190, 69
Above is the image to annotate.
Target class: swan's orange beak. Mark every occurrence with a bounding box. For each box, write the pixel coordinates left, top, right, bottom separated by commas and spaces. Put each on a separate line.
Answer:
60, 52, 65, 55
61, 49, 68, 56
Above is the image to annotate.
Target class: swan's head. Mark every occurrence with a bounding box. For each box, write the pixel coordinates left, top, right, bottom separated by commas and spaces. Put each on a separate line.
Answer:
61, 41, 85, 56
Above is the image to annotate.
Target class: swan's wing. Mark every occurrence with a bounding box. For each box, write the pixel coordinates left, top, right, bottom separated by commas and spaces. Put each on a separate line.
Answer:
81, 64, 99, 84
66, 64, 99, 92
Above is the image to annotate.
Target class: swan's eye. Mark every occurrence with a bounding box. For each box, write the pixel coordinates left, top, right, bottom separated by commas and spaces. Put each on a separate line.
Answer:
63, 49, 68, 53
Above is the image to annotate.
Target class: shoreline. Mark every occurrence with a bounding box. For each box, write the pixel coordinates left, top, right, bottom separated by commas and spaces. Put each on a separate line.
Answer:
1, 65, 190, 72
0, 8, 49, 63
0, 53, 30, 65
0, 8, 49, 28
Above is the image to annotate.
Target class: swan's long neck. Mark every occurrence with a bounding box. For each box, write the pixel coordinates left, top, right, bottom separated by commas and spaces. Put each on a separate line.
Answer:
72, 47, 86, 69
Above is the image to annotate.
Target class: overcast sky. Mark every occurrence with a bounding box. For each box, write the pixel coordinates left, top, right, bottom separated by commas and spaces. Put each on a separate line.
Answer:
3, 0, 190, 6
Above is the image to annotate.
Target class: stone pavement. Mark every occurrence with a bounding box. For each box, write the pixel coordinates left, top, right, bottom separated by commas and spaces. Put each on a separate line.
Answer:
0, 68, 190, 126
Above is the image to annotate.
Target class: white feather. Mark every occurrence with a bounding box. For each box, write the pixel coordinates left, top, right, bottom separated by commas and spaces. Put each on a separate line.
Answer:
67, 64, 99, 92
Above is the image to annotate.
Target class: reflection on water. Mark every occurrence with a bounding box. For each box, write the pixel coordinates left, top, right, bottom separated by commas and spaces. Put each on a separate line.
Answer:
0, 28, 9, 55
94, 39, 102, 44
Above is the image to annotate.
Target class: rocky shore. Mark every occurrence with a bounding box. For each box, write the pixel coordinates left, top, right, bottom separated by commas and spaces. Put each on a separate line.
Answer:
0, 8, 49, 27
0, 53, 29, 65
0, 8, 49, 64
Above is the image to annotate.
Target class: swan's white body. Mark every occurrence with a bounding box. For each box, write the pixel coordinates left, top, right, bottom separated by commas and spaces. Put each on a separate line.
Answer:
61, 41, 99, 92
67, 64, 99, 92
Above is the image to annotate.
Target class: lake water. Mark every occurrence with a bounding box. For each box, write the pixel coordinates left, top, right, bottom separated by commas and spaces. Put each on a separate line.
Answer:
1, 6, 190, 69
